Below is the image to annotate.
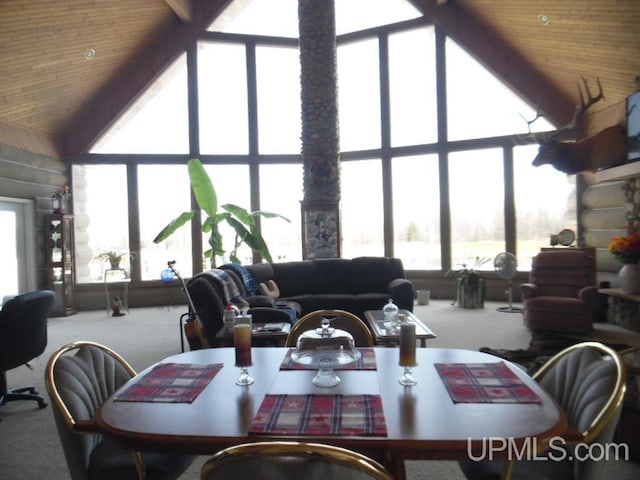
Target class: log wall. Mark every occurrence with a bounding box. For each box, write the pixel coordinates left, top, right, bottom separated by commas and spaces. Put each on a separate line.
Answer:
0, 142, 69, 290
581, 164, 640, 285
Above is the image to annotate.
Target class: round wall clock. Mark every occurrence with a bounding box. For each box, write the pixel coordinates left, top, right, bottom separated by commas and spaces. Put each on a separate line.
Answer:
558, 228, 576, 246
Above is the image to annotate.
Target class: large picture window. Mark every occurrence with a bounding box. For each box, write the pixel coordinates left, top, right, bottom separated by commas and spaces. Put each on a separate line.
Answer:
73, 1, 576, 289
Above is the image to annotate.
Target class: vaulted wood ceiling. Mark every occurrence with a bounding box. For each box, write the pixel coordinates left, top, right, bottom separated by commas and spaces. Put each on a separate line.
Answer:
1, 0, 638, 160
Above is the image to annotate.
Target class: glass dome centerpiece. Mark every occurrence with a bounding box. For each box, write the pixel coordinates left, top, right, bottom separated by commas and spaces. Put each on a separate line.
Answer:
290, 318, 361, 387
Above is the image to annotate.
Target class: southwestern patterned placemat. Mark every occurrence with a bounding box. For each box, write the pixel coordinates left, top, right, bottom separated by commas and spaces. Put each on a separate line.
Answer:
249, 394, 387, 436
279, 348, 377, 370
435, 362, 542, 404
113, 362, 223, 403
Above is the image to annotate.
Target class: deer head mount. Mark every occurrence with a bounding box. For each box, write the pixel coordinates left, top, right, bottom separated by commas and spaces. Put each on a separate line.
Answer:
530, 77, 627, 174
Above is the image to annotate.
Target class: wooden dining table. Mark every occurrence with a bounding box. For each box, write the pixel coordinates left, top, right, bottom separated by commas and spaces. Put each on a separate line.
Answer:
96, 347, 566, 479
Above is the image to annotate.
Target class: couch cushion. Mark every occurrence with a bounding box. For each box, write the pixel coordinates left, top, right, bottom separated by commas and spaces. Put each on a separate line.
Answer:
308, 259, 353, 294
350, 257, 398, 294
272, 261, 315, 297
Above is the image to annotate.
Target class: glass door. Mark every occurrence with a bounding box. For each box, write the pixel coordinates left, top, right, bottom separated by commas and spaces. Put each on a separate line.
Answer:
0, 198, 36, 302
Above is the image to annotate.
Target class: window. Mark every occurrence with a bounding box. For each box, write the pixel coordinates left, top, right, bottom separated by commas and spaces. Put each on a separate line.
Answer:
198, 42, 249, 154
91, 55, 189, 154
341, 159, 384, 258
448, 149, 504, 269
514, 145, 577, 270
73, 165, 130, 282
202, 165, 250, 266
256, 46, 301, 154
337, 39, 381, 152
393, 155, 441, 269
259, 164, 303, 262
138, 165, 192, 280
389, 27, 437, 147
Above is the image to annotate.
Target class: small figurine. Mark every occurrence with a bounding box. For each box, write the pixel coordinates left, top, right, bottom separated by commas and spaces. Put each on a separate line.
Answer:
112, 296, 124, 316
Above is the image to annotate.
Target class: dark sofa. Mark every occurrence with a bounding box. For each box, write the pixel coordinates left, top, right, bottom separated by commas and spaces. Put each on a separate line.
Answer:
243, 256, 414, 319
185, 257, 414, 347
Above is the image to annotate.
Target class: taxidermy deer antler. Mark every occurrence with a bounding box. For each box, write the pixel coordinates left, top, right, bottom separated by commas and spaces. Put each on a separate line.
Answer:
531, 77, 626, 174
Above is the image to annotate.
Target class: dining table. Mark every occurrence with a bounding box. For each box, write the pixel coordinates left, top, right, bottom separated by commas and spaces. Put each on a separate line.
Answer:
96, 346, 567, 479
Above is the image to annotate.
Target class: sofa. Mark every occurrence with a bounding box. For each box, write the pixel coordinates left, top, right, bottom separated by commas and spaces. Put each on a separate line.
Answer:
185, 256, 414, 347
241, 256, 414, 318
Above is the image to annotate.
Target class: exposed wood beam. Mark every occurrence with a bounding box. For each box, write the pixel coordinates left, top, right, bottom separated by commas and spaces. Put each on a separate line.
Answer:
62, 0, 232, 155
409, 0, 575, 127
165, 0, 193, 22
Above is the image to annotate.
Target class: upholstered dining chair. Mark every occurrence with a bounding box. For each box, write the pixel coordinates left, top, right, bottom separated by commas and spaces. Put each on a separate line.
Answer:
286, 309, 374, 347
0, 290, 54, 411
460, 341, 627, 480
45, 341, 194, 480
200, 441, 394, 480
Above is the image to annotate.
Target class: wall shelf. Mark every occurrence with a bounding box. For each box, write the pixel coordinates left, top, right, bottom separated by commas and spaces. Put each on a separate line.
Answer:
595, 161, 640, 182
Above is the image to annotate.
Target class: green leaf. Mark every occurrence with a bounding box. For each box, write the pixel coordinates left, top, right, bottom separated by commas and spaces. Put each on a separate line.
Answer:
188, 159, 218, 217
153, 212, 195, 243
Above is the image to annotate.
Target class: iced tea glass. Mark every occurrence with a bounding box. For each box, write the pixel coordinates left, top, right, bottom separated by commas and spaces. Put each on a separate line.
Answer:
234, 323, 254, 385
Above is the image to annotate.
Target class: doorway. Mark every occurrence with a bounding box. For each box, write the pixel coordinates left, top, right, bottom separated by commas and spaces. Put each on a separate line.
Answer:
0, 197, 36, 301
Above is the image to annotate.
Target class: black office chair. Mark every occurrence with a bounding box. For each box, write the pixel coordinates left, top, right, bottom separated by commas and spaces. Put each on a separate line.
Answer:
0, 290, 55, 410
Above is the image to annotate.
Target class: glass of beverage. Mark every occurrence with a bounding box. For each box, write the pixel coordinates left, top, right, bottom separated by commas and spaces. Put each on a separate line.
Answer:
234, 323, 254, 386
399, 322, 417, 386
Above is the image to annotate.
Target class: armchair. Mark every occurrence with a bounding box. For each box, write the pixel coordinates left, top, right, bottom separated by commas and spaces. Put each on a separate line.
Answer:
520, 249, 597, 334
0, 290, 54, 411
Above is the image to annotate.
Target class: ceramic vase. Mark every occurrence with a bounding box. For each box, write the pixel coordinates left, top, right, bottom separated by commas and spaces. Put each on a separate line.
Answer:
618, 263, 640, 295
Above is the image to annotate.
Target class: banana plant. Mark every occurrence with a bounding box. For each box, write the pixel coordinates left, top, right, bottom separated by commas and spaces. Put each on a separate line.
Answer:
153, 159, 290, 267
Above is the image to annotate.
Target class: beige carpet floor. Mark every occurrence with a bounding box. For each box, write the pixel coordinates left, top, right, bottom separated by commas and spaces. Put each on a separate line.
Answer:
2, 299, 640, 479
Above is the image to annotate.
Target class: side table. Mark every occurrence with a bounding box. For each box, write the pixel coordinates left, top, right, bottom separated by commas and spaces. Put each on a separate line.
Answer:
104, 268, 130, 316
364, 309, 437, 347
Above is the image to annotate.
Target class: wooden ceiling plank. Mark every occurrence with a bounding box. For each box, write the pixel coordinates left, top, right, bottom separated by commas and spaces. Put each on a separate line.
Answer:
62, 0, 233, 154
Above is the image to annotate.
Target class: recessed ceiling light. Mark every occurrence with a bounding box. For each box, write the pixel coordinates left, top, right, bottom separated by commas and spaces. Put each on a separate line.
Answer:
538, 14, 550, 26
85, 48, 96, 60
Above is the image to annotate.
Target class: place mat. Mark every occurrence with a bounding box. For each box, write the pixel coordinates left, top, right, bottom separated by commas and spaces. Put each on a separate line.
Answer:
113, 362, 223, 403
249, 394, 387, 436
435, 362, 542, 404
279, 348, 377, 370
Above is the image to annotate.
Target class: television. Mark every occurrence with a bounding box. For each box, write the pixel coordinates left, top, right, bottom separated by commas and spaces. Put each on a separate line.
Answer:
627, 91, 640, 162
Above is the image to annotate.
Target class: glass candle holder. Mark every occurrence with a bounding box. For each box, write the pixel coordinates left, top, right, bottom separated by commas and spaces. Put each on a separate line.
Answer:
399, 322, 417, 386
233, 323, 254, 385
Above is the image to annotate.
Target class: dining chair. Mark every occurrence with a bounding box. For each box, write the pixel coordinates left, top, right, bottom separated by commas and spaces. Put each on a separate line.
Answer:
200, 441, 394, 480
459, 341, 627, 480
45, 341, 194, 480
286, 309, 374, 347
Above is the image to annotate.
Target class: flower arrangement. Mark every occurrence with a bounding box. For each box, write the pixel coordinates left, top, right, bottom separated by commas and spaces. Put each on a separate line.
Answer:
608, 230, 640, 264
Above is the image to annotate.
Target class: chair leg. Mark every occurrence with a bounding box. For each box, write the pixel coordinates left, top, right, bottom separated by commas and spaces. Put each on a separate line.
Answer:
0, 386, 48, 409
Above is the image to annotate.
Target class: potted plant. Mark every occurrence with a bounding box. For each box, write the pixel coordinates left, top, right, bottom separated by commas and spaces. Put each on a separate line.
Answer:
445, 256, 490, 309
96, 250, 134, 270
153, 159, 290, 268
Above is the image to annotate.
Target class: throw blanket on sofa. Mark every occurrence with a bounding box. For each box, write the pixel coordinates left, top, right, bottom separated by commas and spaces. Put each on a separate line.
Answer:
221, 263, 258, 296
201, 269, 249, 308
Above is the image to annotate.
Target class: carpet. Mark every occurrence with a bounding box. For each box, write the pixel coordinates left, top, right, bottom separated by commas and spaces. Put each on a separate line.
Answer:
480, 329, 633, 375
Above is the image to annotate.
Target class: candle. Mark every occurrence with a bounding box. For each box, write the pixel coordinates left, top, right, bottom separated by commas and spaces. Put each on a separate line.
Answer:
399, 322, 417, 367
234, 323, 253, 367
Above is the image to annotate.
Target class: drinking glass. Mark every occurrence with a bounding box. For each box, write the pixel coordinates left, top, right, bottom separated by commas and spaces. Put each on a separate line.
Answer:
399, 322, 417, 385
234, 323, 254, 385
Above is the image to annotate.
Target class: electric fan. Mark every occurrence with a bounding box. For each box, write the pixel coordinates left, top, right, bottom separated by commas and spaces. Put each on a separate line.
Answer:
493, 252, 523, 313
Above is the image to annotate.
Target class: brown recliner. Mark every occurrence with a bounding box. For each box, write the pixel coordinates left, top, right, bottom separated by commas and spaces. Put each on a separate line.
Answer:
520, 249, 597, 334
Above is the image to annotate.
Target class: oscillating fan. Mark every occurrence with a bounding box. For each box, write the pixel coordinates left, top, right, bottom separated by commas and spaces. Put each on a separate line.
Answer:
493, 252, 523, 313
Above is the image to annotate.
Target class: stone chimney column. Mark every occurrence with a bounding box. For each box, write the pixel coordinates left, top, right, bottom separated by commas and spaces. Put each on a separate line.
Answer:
298, 0, 341, 258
